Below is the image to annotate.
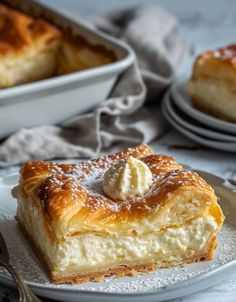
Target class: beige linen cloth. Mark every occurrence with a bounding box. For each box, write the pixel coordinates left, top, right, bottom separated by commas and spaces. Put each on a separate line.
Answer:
0, 6, 189, 167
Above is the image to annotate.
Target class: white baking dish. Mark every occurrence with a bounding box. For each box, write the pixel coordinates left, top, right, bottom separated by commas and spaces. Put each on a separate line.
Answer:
0, 0, 135, 138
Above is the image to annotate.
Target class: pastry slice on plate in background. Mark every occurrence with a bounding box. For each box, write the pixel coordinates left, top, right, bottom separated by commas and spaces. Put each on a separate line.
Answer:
186, 44, 236, 123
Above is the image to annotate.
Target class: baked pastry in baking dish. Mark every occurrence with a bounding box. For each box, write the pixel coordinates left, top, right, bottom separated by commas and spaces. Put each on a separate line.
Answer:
0, 4, 61, 88
0, 3, 115, 88
12, 144, 224, 284
187, 44, 236, 123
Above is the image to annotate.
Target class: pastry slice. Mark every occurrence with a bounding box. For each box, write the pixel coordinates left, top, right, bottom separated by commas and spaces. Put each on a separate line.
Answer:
12, 144, 224, 284
0, 4, 61, 88
187, 44, 236, 122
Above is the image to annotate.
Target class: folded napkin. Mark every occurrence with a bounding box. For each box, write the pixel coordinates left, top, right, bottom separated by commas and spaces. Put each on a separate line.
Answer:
0, 5, 189, 167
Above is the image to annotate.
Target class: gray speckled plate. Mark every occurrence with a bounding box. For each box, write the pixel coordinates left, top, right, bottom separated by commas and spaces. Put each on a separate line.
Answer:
0, 172, 236, 302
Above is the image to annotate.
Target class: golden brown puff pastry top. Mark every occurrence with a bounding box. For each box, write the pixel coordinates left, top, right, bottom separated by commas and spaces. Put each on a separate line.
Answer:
198, 44, 236, 65
0, 3, 61, 56
13, 144, 223, 238
190, 44, 236, 86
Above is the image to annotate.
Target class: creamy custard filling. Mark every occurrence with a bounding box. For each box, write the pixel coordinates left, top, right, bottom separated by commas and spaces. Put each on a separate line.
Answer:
17, 199, 217, 274
187, 80, 236, 122
54, 215, 217, 273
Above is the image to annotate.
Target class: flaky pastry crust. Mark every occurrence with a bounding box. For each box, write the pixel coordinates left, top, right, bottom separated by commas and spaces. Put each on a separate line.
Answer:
0, 3, 60, 56
13, 144, 224, 283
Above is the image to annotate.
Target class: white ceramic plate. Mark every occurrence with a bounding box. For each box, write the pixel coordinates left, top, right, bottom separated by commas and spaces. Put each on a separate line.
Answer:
164, 96, 236, 142
0, 172, 236, 302
162, 95, 236, 153
170, 74, 236, 134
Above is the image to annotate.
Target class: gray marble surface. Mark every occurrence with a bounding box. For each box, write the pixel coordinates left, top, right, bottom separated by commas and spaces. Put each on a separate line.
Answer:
0, 0, 236, 301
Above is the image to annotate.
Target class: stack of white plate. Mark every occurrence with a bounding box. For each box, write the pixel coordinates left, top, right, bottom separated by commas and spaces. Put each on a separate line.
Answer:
162, 74, 236, 152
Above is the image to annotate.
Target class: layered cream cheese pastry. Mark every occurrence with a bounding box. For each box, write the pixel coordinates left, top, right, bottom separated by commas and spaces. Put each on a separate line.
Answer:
187, 44, 236, 123
0, 3, 61, 88
0, 3, 115, 88
12, 144, 224, 284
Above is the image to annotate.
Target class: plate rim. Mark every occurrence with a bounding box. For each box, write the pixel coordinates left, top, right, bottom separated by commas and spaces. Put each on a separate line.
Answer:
164, 96, 236, 142
162, 94, 236, 152
170, 74, 236, 134
0, 172, 236, 301
1, 260, 236, 299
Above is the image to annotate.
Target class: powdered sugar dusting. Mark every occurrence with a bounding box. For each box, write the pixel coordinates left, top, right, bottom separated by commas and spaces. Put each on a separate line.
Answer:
28, 150, 212, 218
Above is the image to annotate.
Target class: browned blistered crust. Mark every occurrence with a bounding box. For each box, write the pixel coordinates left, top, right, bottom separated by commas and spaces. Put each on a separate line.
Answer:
17, 217, 216, 284
16, 144, 217, 225
195, 45, 236, 71
0, 3, 115, 60
189, 44, 236, 87
0, 3, 61, 55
